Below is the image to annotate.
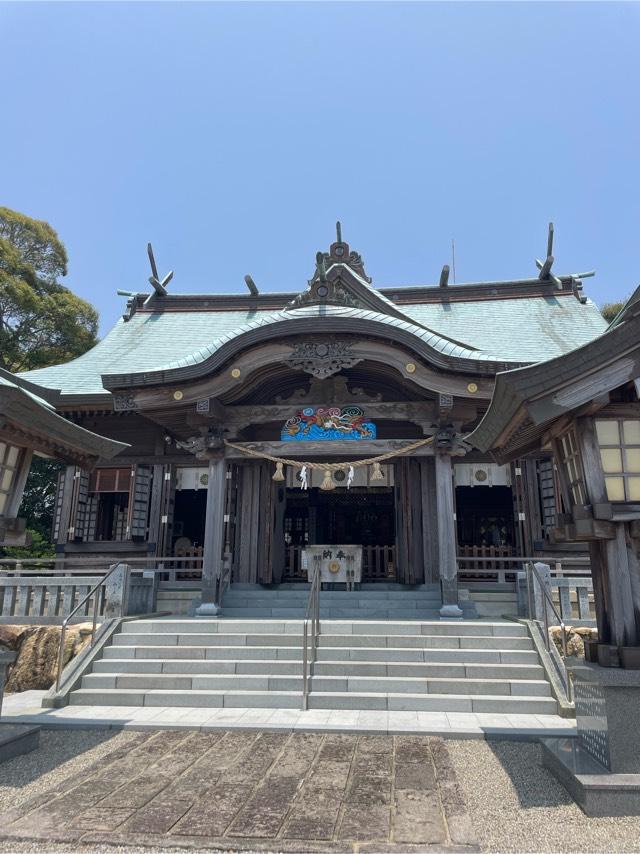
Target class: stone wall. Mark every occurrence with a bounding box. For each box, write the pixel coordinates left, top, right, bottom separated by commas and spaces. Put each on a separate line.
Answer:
0, 623, 93, 692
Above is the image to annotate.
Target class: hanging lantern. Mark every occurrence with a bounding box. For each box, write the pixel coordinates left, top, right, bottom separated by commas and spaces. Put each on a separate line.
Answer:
370, 461, 384, 481
320, 469, 336, 491
272, 461, 285, 481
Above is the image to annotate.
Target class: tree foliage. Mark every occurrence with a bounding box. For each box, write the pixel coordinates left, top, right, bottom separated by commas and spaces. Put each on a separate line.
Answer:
1, 457, 63, 558
600, 300, 626, 324
0, 206, 98, 371
0, 208, 100, 557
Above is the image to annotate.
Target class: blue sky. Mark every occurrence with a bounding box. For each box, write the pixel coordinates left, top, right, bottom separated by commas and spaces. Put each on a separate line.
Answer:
2, 1, 639, 334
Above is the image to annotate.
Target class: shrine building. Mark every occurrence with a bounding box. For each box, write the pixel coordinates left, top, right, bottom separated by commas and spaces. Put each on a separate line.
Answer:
20, 226, 607, 616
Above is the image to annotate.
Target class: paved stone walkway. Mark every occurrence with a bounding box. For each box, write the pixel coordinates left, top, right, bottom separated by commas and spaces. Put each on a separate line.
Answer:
3, 691, 577, 739
0, 730, 479, 851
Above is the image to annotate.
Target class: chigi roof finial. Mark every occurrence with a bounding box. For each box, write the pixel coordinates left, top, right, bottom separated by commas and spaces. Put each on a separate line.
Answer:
147, 243, 174, 296
336, 220, 342, 244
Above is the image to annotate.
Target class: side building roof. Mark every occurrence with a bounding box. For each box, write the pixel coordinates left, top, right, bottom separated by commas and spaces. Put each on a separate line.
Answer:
0, 368, 128, 465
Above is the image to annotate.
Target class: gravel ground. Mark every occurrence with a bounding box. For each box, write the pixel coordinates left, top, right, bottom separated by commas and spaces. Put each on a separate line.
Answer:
449, 740, 640, 853
0, 728, 133, 815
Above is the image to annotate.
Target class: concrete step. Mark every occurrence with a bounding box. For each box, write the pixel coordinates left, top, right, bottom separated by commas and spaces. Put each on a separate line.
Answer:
307, 692, 558, 714
69, 687, 557, 715
92, 657, 545, 681
103, 644, 538, 664
219, 608, 447, 619
119, 618, 525, 637
112, 632, 532, 652
81, 671, 551, 697
222, 590, 444, 600
66, 615, 553, 715
318, 647, 537, 663
229, 583, 441, 591
219, 598, 445, 609
104, 644, 302, 661
69, 688, 302, 709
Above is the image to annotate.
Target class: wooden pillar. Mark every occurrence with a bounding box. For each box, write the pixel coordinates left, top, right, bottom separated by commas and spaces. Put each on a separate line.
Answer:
5, 448, 33, 518
196, 454, 226, 616
435, 452, 462, 617
272, 483, 286, 584
420, 458, 439, 583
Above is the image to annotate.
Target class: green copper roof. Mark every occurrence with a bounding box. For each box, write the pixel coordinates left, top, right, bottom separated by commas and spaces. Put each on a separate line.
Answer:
402, 295, 607, 362
21, 289, 607, 398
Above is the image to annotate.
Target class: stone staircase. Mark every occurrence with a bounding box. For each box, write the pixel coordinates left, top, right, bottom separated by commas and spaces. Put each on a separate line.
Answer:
68, 616, 557, 715
218, 582, 478, 619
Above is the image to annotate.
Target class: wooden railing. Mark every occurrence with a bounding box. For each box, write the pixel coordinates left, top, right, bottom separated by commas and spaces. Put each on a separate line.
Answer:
363, 545, 396, 580
457, 545, 516, 573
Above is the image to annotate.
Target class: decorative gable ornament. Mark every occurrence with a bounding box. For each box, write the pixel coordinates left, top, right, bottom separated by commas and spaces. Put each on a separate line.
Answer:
285, 223, 372, 312
284, 340, 363, 379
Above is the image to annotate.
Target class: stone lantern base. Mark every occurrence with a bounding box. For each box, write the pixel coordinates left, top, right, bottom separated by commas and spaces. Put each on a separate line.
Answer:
541, 660, 640, 815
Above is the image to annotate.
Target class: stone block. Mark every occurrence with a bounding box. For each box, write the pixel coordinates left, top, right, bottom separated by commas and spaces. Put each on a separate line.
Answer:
0, 723, 40, 763
542, 737, 640, 816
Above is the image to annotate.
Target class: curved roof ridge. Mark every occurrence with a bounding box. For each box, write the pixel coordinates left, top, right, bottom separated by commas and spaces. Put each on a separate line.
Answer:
139, 304, 502, 378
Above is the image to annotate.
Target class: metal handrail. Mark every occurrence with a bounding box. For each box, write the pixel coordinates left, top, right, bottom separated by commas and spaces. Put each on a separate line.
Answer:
525, 560, 574, 703
302, 562, 321, 711
54, 560, 127, 693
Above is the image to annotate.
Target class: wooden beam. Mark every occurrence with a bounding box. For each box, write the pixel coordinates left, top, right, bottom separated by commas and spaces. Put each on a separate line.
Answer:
126, 338, 495, 412
223, 439, 439, 460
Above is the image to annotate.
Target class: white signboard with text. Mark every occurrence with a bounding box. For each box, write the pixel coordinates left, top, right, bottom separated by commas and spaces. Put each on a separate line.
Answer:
303, 545, 363, 584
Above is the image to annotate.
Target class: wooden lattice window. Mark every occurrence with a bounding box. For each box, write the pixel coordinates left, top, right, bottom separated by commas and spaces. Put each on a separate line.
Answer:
0, 442, 21, 515
559, 430, 586, 505
89, 467, 132, 493
595, 419, 640, 502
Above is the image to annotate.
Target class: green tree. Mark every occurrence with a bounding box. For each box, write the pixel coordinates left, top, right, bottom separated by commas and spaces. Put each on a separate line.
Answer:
1, 457, 63, 558
0, 208, 100, 557
601, 300, 626, 324
0, 206, 98, 371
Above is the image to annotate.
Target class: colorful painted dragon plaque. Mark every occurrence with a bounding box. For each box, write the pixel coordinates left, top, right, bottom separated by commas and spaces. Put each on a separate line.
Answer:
281, 406, 376, 441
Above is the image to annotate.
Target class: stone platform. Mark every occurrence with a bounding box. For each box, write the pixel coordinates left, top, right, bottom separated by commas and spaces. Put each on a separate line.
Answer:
0, 730, 479, 851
